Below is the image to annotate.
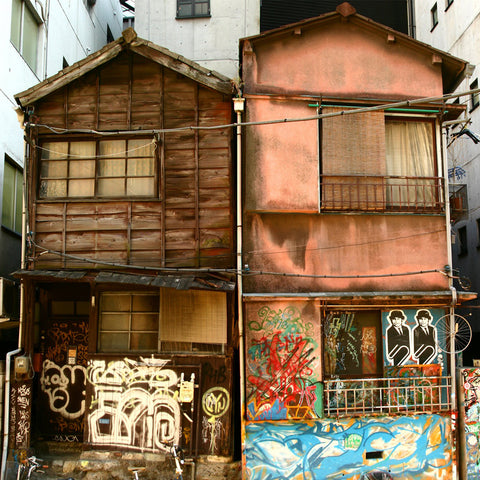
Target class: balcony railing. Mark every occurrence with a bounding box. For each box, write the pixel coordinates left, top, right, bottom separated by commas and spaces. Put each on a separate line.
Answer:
321, 175, 444, 213
324, 376, 452, 417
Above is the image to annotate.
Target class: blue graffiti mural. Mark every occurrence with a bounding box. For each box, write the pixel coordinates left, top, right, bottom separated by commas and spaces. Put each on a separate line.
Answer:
245, 415, 452, 479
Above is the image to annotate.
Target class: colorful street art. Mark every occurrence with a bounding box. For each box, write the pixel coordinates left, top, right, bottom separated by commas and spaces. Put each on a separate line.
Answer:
461, 368, 480, 478
245, 415, 452, 479
87, 358, 197, 452
382, 309, 445, 370
246, 305, 321, 421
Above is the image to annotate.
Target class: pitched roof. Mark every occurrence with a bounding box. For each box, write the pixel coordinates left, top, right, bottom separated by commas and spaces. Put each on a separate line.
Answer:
15, 28, 233, 107
240, 2, 469, 94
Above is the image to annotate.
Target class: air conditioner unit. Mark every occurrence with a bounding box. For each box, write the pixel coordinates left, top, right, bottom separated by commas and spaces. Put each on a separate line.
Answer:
0, 278, 20, 320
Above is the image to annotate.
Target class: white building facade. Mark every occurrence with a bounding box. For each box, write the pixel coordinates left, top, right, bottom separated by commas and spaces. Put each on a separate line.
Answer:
135, 0, 260, 78
414, 0, 480, 364
0, 0, 122, 349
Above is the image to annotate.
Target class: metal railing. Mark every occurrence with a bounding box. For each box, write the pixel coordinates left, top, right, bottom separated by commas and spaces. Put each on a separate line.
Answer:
320, 175, 444, 213
324, 375, 452, 417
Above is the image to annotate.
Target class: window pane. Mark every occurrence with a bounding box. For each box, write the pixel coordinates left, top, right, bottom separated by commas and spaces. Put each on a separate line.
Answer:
131, 333, 157, 351
195, 1, 209, 15
132, 313, 158, 331
70, 141, 95, 156
98, 159, 125, 177
127, 158, 154, 176
69, 179, 94, 197
132, 295, 159, 312
99, 140, 126, 157
77, 301, 90, 315
126, 178, 154, 196
101, 294, 130, 312
51, 301, 75, 315
10, 0, 21, 50
129, 140, 154, 157
178, 3, 193, 16
2, 163, 15, 230
42, 142, 68, 160
101, 313, 130, 331
99, 333, 129, 352
39, 179, 66, 198
70, 160, 95, 178
98, 178, 125, 196
22, 5, 38, 70
41, 160, 68, 178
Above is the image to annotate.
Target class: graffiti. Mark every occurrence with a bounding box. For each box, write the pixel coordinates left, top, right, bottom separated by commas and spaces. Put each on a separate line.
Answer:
383, 309, 443, 368
203, 363, 227, 384
247, 305, 320, 420
202, 387, 230, 453
40, 359, 87, 419
87, 358, 196, 453
245, 415, 452, 479
53, 434, 81, 442
11, 384, 31, 448
461, 368, 480, 478
46, 321, 88, 365
324, 312, 363, 376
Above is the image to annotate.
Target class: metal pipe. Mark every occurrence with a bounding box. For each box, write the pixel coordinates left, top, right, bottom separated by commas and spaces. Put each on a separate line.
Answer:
233, 97, 245, 470
0, 348, 21, 480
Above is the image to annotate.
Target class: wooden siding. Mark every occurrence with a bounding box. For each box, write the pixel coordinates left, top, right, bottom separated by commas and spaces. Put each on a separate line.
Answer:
30, 53, 233, 269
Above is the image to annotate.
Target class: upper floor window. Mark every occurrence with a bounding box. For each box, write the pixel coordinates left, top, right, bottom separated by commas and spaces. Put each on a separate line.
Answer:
431, 3, 438, 30
176, 0, 210, 18
458, 225, 468, 256
445, 0, 453, 10
10, 0, 41, 71
38, 138, 156, 199
320, 109, 439, 213
470, 79, 479, 112
2, 157, 23, 234
98, 289, 227, 353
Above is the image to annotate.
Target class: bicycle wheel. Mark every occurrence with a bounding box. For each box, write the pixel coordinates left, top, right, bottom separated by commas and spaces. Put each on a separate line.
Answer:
434, 314, 472, 353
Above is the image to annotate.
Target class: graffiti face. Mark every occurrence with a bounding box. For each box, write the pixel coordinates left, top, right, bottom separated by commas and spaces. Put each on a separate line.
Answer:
384, 309, 442, 368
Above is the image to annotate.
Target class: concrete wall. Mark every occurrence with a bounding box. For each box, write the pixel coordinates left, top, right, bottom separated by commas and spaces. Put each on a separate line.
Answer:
135, 0, 260, 78
414, 2, 480, 343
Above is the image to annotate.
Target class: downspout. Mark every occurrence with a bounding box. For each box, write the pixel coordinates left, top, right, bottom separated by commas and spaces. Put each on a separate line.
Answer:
1, 115, 29, 480
441, 118, 458, 417
233, 97, 245, 461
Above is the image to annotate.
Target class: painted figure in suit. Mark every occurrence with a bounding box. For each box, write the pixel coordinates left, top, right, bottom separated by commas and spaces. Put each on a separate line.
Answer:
412, 309, 437, 364
386, 310, 411, 365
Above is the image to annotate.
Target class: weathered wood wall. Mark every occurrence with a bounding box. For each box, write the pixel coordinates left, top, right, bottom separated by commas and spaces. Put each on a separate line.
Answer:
30, 52, 233, 269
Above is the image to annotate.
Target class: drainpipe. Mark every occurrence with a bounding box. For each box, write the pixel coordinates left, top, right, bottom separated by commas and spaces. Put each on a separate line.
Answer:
441, 120, 457, 403
233, 97, 245, 457
1, 348, 21, 480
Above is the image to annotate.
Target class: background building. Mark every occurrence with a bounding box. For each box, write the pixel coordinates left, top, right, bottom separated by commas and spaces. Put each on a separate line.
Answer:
414, 0, 480, 366
0, 0, 123, 354
134, 0, 412, 79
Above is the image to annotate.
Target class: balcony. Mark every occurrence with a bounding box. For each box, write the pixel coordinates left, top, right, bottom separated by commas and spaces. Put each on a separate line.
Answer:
320, 175, 444, 213
324, 375, 452, 417
449, 183, 468, 223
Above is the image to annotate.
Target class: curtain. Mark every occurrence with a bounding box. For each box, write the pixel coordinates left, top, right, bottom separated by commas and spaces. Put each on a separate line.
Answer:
385, 120, 435, 207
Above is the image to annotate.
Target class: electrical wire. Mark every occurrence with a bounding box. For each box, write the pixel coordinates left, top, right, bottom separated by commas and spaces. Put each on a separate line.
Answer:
29, 240, 450, 280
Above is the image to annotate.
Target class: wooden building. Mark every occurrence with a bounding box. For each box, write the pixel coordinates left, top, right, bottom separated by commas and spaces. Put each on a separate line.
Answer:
239, 3, 476, 479
12, 28, 237, 472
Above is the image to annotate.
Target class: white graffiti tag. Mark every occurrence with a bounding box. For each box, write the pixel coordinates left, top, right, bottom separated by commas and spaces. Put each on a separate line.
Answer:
40, 359, 86, 419
87, 358, 194, 452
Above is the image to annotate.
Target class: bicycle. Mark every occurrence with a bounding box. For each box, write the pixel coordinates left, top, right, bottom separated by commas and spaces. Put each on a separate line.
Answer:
162, 442, 185, 480
16, 456, 48, 480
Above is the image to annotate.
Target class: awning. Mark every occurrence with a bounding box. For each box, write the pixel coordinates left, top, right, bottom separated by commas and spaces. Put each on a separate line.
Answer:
13, 269, 236, 292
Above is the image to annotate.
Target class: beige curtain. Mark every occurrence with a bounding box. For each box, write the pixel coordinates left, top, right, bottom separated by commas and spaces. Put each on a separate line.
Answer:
385, 120, 435, 206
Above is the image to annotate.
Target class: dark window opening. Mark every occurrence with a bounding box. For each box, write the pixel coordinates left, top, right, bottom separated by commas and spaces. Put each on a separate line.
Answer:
458, 225, 468, 256
470, 79, 479, 112
107, 24, 114, 43
177, 0, 210, 18
431, 3, 438, 30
